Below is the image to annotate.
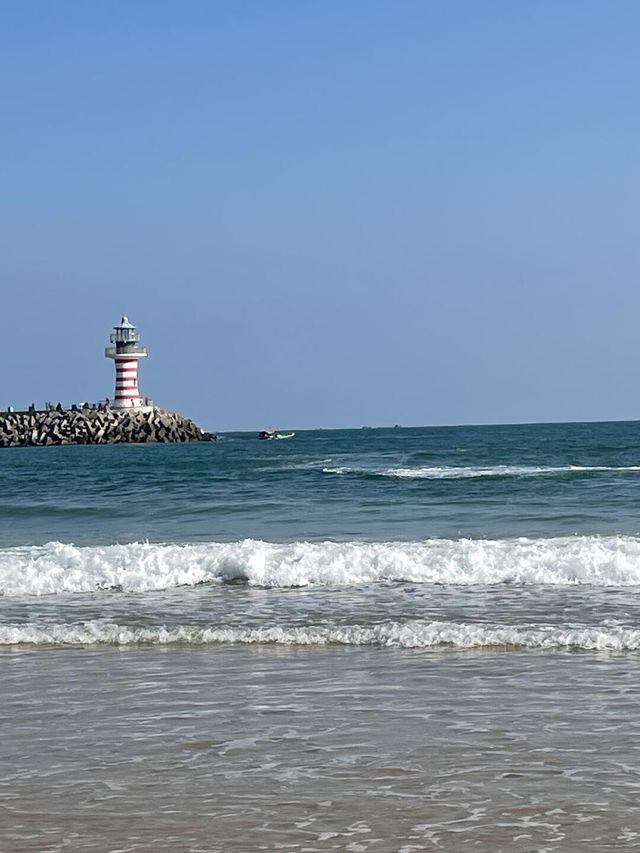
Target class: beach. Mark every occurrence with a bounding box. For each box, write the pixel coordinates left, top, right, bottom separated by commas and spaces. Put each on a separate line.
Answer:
5, 647, 640, 851
3, 422, 640, 851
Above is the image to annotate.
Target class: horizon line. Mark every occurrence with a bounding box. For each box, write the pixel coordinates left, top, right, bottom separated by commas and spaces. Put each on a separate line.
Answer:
218, 416, 640, 433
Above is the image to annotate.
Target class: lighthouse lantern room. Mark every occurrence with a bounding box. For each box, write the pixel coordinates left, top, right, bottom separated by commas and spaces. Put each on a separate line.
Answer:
105, 316, 149, 408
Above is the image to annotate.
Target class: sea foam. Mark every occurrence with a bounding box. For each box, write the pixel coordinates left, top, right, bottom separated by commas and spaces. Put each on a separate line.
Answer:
1, 618, 639, 650
322, 464, 640, 480
3, 535, 640, 595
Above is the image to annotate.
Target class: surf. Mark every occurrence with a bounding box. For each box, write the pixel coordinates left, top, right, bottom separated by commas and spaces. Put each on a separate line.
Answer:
4, 534, 640, 595
321, 464, 640, 480
2, 617, 640, 651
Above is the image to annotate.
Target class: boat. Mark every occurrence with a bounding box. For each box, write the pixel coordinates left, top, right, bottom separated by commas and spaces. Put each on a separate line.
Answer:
258, 430, 295, 440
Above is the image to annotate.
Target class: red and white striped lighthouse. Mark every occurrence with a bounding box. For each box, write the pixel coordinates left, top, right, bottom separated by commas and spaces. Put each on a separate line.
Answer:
105, 316, 149, 408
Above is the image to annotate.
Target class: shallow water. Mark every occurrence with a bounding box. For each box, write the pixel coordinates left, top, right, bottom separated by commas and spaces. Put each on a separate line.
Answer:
3, 422, 640, 850
4, 647, 640, 852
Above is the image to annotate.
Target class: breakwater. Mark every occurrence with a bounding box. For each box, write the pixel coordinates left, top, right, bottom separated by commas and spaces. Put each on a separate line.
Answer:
0, 408, 217, 448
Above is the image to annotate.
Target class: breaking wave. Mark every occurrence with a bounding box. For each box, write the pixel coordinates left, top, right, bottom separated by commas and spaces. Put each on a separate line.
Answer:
322, 464, 640, 480
2, 618, 640, 650
3, 536, 640, 595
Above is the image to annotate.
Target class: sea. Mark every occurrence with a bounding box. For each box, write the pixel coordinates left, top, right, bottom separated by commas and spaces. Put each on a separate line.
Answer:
3, 421, 640, 852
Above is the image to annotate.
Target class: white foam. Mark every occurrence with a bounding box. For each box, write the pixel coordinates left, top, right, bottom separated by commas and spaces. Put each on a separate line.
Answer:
3, 536, 640, 595
384, 464, 640, 479
323, 464, 640, 480
2, 618, 639, 650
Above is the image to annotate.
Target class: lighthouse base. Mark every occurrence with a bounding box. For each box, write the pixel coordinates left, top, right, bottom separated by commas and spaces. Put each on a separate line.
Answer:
111, 397, 153, 411
112, 402, 154, 412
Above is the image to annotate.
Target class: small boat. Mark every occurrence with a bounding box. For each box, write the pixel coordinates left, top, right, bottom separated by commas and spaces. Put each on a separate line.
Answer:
258, 430, 295, 440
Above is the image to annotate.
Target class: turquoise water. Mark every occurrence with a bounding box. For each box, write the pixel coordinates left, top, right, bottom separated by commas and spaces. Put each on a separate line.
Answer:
4, 422, 640, 851
4, 420, 640, 547
5, 419, 640, 644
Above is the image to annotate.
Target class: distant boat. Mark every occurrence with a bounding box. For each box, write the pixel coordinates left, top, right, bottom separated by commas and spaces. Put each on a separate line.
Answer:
258, 430, 295, 440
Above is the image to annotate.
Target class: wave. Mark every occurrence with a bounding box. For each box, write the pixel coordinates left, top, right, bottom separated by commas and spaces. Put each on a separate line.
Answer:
2, 618, 640, 650
3, 536, 640, 595
322, 464, 640, 480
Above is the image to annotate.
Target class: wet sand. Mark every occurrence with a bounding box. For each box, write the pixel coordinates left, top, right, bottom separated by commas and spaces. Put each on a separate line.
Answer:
2, 646, 640, 852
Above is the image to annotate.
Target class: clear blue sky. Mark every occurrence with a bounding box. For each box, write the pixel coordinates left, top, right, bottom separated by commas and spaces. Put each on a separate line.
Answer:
1, 1, 639, 430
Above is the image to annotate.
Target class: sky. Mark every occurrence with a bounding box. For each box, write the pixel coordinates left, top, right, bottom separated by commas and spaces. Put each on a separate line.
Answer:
1, 1, 640, 431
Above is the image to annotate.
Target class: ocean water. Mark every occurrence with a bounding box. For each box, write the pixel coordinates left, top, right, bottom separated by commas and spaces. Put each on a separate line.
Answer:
4, 422, 640, 851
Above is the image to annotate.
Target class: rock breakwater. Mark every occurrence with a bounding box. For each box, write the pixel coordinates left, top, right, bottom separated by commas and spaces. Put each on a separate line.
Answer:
0, 408, 217, 448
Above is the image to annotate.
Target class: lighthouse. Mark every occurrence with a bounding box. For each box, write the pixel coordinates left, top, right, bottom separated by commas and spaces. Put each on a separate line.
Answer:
105, 316, 149, 408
